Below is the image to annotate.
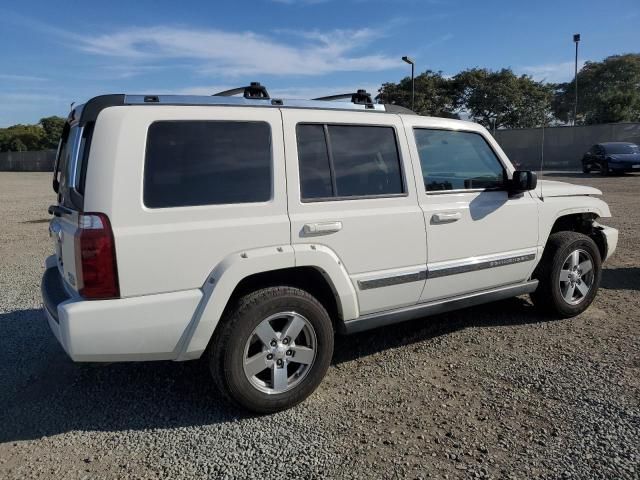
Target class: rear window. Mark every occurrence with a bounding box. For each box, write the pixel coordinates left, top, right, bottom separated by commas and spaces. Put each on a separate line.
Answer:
297, 124, 404, 200
143, 121, 272, 208
54, 123, 85, 207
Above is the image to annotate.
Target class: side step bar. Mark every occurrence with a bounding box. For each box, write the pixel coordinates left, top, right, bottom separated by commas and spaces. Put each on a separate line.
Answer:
341, 280, 539, 334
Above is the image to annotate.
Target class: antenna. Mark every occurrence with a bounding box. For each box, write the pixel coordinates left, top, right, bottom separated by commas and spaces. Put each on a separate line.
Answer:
539, 117, 545, 199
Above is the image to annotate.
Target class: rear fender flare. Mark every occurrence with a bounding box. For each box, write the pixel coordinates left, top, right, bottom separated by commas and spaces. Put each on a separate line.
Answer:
176, 244, 358, 360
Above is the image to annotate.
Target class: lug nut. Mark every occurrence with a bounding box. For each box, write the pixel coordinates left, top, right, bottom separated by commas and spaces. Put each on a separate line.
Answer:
266, 353, 274, 360
282, 337, 290, 345
277, 359, 283, 367
286, 350, 292, 356
270, 340, 277, 347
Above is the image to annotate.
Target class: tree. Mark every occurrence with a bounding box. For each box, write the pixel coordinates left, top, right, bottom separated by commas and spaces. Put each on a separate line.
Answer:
452, 68, 553, 129
377, 70, 460, 118
553, 54, 640, 124
40, 116, 66, 149
0, 116, 66, 152
0, 124, 45, 152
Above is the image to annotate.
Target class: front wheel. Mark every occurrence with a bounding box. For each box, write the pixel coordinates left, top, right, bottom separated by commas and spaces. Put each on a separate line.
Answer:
530, 231, 602, 317
209, 286, 334, 413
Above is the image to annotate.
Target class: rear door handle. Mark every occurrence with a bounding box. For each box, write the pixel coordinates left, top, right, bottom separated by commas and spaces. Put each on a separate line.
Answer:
431, 212, 462, 224
303, 221, 343, 235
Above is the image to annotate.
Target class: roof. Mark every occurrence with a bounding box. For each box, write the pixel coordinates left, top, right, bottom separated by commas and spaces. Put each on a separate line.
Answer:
599, 141, 638, 146
70, 93, 415, 127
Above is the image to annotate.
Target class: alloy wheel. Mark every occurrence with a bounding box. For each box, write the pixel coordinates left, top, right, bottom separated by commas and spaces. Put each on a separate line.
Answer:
558, 249, 595, 305
242, 311, 317, 394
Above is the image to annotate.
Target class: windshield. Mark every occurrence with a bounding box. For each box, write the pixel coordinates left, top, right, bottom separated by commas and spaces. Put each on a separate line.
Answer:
604, 144, 640, 154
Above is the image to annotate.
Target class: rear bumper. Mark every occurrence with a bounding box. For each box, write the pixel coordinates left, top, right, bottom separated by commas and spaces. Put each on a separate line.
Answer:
41, 266, 203, 362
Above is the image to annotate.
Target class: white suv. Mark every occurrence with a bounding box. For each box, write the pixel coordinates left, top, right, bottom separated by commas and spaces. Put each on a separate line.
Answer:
42, 85, 618, 413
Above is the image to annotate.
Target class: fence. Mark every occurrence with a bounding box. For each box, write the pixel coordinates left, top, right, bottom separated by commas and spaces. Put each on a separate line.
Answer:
3, 123, 640, 173
0, 150, 56, 172
494, 123, 640, 171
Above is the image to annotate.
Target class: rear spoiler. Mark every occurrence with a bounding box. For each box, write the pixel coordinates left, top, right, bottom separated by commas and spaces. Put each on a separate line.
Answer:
70, 94, 126, 127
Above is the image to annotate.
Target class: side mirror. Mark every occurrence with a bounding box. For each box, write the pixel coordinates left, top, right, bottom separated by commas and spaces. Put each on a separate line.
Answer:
510, 170, 537, 193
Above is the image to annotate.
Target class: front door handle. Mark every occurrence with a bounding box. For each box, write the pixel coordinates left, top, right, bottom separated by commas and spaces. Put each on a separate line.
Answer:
303, 221, 343, 235
431, 212, 462, 224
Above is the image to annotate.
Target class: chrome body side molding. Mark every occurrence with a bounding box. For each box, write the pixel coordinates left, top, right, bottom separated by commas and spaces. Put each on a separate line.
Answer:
355, 250, 538, 291
427, 253, 536, 279
342, 280, 539, 334
358, 269, 427, 290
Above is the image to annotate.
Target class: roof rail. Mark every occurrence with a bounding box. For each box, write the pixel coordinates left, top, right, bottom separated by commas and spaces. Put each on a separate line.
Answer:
213, 82, 270, 99
313, 89, 374, 106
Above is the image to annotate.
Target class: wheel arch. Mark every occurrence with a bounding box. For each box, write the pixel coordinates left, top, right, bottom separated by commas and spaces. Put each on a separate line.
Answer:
543, 212, 607, 263
176, 245, 358, 360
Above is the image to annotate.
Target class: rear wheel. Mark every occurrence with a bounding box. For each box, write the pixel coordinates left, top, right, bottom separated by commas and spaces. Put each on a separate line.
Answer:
530, 231, 602, 317
209, 286, 334, 413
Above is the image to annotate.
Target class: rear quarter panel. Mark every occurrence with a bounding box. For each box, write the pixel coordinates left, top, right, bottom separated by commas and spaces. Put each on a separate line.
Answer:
84, 106, 290, 297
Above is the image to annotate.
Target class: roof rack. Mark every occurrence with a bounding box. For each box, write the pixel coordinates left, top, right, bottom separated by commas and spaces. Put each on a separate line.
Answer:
313, 89, 374, 106
213, 82, 270, 99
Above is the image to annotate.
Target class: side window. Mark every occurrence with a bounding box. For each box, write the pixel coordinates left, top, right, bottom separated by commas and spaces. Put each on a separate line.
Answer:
414, 129, 505, 192
144, 121, 272, 208
297, 123, 404, 200
297, 124, 333, 199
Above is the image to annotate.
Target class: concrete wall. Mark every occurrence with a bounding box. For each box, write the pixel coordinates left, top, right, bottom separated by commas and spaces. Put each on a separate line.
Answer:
0, 150, 56, 172
495, 123, 640, 171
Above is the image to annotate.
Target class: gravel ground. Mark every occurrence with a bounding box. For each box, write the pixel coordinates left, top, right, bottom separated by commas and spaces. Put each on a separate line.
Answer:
0, 171, 638, 479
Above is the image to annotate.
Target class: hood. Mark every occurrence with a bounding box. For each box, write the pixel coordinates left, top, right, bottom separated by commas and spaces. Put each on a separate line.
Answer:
608, 153, 640, 162
534, 180, 602, 199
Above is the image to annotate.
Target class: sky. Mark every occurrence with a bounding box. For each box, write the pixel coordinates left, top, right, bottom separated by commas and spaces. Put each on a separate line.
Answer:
0, 0, 638, 126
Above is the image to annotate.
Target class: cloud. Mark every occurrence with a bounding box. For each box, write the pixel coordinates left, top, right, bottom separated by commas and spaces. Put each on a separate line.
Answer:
69, 25, 397, 77
0, 73, 48, 82
520, 61, 586, 83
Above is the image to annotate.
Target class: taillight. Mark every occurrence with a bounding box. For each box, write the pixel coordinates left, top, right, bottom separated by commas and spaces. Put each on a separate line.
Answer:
76, 212, 119, 299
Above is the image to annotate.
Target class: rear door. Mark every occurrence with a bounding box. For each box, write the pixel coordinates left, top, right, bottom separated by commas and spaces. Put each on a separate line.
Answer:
282, 109, 427, 315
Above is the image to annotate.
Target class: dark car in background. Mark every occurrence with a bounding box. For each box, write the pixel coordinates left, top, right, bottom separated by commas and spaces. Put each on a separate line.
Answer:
582, 142, 640, 175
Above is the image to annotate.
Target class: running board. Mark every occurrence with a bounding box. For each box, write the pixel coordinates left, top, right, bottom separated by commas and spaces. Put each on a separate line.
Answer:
341, 280, 539, 334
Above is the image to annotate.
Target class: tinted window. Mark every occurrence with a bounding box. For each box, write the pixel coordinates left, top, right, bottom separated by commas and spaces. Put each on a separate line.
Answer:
297, 124, 333, 199
603, 143, 640, 154
329, 125, 403, 197
297, 124, 404, 200
144, 121, 271, 208
414, 129, 505, 192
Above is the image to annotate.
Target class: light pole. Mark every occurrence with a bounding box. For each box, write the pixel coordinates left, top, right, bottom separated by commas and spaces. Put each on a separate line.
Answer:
573, 33, 580, 126
402, 56, 415, 112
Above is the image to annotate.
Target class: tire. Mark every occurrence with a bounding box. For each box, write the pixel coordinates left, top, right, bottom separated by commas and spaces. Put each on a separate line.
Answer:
600, 160, 609, 176
209, 286, 334, 414
530, 231, 602, 318
582, 163, 590, 174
